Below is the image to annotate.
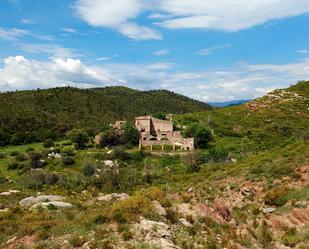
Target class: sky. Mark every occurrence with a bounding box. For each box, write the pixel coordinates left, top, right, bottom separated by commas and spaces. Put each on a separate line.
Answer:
0, 0, 309, 101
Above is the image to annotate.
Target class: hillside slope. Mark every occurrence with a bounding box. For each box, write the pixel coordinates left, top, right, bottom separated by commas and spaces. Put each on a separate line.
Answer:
176, 81, 309, 151
0, 86, 211, 145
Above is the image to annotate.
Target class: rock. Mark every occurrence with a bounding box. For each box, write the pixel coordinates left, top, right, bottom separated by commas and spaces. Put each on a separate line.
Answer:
6, 236, 18, 245
230, 158, 238, 163
179, 218, 192, 227
0, 192, 11, 196
30, 201, 72, 210
134, 218, 179, 249
0, 190, 21, 196
0, 203, 4, 209
20, 195, 64, 207
97, 193, 129, 202
103, 160, 117, 167
187, 187, 193, 193
263, 207, 276, 214
152, 200, 166, 216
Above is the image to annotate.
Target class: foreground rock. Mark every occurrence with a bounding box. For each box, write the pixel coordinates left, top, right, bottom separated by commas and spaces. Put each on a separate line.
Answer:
134, 218, 179, 249
0, 190, 21, 196
30, 201, 73, 210
20, 195, 64, 207
97, 193, 129, 202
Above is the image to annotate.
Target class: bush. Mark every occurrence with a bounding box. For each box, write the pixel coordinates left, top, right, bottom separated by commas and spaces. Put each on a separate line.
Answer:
22, 171, 47, 190
0, 153, 5, 159
111, 147, 130, 161
29, 152, 47, 169
7, 162, 19, 170
69, 235, 86, 248
110, 195, 155, 222
207, 147, 229, 163
10, 151, 20, 156
25, 147, 35, 153
15, 153, 27, 162
183, 123, 214, 148
120, 123, 140, 146
43, 139, 55, 148
70, 130, 89, 150
62, 148, 75, 156
83, 162, 95, 177
264, 187, 290, 207
62, 156, 75, 166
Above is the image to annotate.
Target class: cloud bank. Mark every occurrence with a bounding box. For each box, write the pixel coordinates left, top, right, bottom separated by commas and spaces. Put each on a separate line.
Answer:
75, 0, 309, 40
1, 56, 309, 101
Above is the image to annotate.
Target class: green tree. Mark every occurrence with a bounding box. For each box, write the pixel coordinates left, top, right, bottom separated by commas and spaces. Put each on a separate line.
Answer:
71, 130, 89, 150
183, 123, 214, 148
120, 123, 140, 146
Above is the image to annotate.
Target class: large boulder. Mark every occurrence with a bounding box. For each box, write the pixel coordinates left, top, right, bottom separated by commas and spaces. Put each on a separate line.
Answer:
134, 218, 179, 249
20, 195, 64, 207
30, 201, 72, 210
97, 193, 129, 202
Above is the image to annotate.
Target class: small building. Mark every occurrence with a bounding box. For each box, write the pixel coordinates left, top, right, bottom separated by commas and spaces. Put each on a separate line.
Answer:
135, 116, 194, 151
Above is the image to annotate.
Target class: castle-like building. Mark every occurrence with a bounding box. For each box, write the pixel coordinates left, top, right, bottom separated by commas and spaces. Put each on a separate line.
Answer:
135, 115, 194, 151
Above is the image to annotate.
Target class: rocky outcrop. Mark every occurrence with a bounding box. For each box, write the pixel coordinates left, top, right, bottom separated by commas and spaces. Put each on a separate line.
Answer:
20, 195, 64, 207
97, 193, 129, 202
0, 190, 20, 196
134, 218, 179, 249
30, 201, 72, 210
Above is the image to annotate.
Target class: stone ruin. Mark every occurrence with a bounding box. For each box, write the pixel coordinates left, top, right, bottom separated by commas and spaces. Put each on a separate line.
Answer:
94, 115, 195, 151
135, 115, 194, 151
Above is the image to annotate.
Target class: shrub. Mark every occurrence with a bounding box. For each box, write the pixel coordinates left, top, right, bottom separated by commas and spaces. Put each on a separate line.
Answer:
111, 147, 131, 161
120, 123, 140, 146
70, 130, 89, 150
264, 187, 290, 207
10, 151, 20, 156
43, 139, 55, 148
183, 123, 214, 148
165, 208, 179, 224
207, 147, 229, 163
69, 235, 86, 248
258, 221, 273, 248
83, 162, 95, 177
110, 195, 155, 222
15, 153, 27, 162
62, 156, 75, 166
0, 153, 5, 159
94, 214, 109, 224
22, 171, 47, 190
8, 162, 19, 170
25, 147, 35, 153
29, 152, 47, 168
62, 148, 75, 156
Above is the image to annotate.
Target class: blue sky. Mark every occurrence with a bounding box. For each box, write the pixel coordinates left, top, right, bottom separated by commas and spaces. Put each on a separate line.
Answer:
0, 0, 309, 101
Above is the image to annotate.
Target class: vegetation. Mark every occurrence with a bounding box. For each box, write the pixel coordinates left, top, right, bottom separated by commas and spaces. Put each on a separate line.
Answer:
0, 81, 308, 248
0, 86, 211, 146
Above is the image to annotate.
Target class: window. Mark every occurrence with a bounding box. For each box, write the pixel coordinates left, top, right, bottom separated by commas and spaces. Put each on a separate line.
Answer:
143, 137, 146, 141
141, 128, 145, 132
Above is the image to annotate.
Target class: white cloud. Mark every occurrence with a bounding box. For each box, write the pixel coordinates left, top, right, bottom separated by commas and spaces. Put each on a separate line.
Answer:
74, 0, 309, 38
298, 49, 309, 54
75, 0, 161, 40
20, 19, 36, 25
197, 44, 231, 56
19, 43, 77, 59
156, 0, 309, 31
96, 57, 110, 61
61, 28, 78, 33
0, 28, 29, 41
153, 49, 170, 56
0, 56, 118, 91
1, 55, 309, 101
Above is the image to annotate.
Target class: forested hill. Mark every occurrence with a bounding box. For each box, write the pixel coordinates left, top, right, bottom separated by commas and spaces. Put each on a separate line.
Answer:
0, 86, 211, 145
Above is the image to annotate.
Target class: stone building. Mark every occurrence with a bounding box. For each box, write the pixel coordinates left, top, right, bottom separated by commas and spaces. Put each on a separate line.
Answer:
135, 116, 194, 151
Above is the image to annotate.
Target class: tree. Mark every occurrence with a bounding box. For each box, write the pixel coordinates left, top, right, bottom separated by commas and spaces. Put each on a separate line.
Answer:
120, 123, 140, 146
183, 123, 214, 148
43, 138, 55, 148
71, 130, 89, 150
153, 112, 166, 120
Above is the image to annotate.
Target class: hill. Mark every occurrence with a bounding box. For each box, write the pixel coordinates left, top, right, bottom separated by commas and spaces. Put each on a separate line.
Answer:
0, 86, 211, 146
0, 81, 308, 248
176, 80, 309, 152
208, 99, 250, 107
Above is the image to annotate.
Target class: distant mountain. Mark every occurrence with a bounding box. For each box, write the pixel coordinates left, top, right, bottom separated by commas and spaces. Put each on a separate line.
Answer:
0, 86, 212, 146
208, 99, 251, 107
